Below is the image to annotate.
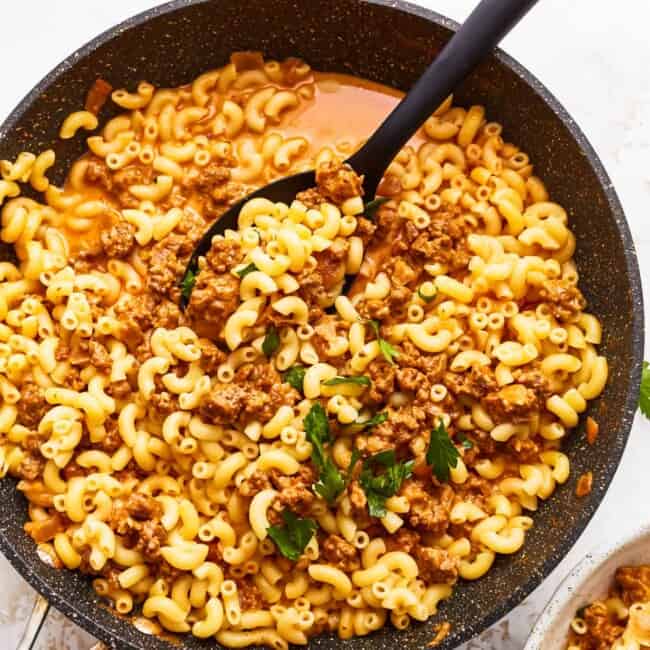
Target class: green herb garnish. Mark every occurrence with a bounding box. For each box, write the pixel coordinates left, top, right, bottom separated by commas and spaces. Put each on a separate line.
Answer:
458, 434, 474, 450
426, 421, 460, 482
267, 511, 317, 561
236, 262, 258, 278
304, 403, 348, 505
262, 326, 280, 357
359, 450, 414, 518
367, 319, 399, 365
355, 412, 388, 430
360, 451, 413, 517
639, 361, 650, 418
180, 268, 197, 302
283, 365, 306, 392
363, 197, 390, 220
323, 375, 371, 387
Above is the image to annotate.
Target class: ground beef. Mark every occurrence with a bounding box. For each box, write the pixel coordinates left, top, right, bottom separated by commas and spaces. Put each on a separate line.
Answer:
482, 383, 539, 423
107, 379, 132, 399
297, 240, 348, 307
151, 299, 183, 329
415, 546, 460, 585
576, 601, 625, 650
112, 164, 152, 191
16, 383, 49, 429
348, 480, 367, 516
362, 359, 396, 405
505, 437, 540, 464
148, 238, 183, 295
97, 419, 122, 454
198, 338, 227, 375
616, 566, 650, 606
135, 520, 167, 559
315, 161, 363, 203
236, 578, 264, 610
110, 165, 154, 209
126, 493, 163, 521
445, 365, 497, 400
321, 534, 360, 572
377, 173, 402, 197
269, 465, 317, 517
183, 162, 231, 194
365, 405, 431, 451
354, 217, 377, 246
200, 364, 298, 426
62, 460, 89, 480
100, 222, 136, 259
396, 367, 431, 403
205, 239, 244, 274
238, 470, 272, 498
539, 279, 586, 321
188, 271, 240, 336
89, 341, 112, 372
114, 294, 156, 349
397, 342, 447, 384
312, 242, 347, 291
85, 157, 113, 191
295, 187, 326, 209
400, 480, 453, 536
385, 528, 421, 554
16, 454, 45, 481
150, 391, 179, 416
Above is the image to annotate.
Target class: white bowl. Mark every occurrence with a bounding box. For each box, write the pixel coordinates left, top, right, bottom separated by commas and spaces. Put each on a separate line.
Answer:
525, 524, 650, 649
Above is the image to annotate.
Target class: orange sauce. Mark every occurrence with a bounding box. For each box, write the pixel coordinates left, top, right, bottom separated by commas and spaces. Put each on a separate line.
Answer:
63, 71, 421, 255
281, 72, 424, 153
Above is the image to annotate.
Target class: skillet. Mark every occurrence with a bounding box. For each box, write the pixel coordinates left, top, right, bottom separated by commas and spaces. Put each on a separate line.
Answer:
0, 1, 643, 648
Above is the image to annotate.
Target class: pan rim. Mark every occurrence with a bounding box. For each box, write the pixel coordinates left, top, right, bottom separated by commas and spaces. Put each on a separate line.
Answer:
0, 1, 643, 648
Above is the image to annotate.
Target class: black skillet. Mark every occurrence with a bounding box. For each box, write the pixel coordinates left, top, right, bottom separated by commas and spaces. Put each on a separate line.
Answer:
0, 0, 643, 648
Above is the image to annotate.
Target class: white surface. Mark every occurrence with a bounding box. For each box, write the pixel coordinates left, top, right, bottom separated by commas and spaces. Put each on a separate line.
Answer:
1, 1, 649, 648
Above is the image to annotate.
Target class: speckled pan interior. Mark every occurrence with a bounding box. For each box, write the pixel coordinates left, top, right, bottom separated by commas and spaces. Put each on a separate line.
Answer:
0, 1, 643, 648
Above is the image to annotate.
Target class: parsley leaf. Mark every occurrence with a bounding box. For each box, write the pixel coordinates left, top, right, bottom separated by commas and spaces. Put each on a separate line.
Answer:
313, 460, 346, 504
283, 365, 306, 393
458, 434, 474, 450
180, 268, 197, 302
639, 361, 650, 419
366, 319, 399, 365
267, 511, 317, 561
363, 197, 389, 220
355, 412, 388, 430
359, 450, 414, 518
304, 402, 331, 454
236, 262, 258, 278
304, 403, 348, 505
262, 326, 280, 357
323, 375, 371, 387
426, 421, 460, 482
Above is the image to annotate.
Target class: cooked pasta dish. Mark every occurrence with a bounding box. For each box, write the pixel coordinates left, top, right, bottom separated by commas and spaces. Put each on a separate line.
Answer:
0, 52, 608, 647
567, 565, 650, 650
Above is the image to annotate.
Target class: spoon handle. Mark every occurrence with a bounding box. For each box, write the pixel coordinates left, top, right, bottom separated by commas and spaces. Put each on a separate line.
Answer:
347, 0, 539, 196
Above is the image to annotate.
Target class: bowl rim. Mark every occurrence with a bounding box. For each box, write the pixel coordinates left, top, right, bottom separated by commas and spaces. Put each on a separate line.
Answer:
0, 1, 644, 648
524, 522, 650, 649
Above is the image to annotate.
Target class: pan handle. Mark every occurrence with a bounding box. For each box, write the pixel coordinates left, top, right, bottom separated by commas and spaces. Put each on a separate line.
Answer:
16, 594, 50, 650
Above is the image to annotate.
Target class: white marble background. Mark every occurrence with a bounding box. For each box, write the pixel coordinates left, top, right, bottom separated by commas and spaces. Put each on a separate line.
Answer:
1, 0, 649, 648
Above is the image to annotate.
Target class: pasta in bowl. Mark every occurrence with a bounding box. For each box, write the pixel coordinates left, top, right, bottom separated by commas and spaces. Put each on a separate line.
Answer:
0, 48, 613, 649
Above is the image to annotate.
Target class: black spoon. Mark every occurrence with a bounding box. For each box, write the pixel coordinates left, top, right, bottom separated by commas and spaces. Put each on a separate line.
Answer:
180, 0, 538, 307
